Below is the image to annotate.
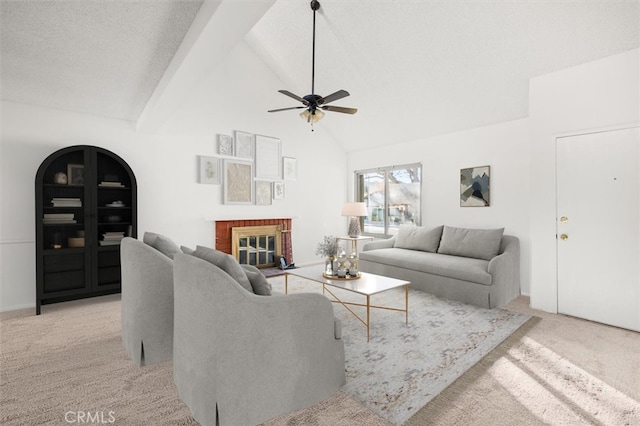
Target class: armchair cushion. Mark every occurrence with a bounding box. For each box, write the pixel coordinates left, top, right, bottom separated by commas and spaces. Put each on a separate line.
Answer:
180, 245, 195, 255
437, 226, 504, 261
192, 245, 253, 293
241, 264, 272, 296
143, 232, 181, 259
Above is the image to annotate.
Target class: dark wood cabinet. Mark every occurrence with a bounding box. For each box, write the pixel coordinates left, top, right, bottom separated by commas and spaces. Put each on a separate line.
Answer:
35, 145, 137, 314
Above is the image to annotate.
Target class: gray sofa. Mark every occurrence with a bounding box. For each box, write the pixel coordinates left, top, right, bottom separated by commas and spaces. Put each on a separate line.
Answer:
173, 253, 346, 426
359, 225, 520, 309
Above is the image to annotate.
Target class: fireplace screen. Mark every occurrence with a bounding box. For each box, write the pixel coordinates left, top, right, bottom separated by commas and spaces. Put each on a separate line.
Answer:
232, 225, 282, 268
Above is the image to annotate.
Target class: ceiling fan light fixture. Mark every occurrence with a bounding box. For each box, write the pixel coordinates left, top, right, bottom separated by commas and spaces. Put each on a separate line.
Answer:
267, 0, 357, 128
300, 109, 325, 123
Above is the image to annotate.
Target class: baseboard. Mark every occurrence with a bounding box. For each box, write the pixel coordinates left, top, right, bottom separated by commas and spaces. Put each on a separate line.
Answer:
0, 302, 35, 314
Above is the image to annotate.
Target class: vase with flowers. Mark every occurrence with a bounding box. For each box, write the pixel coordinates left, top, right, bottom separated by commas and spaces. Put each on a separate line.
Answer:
316, 235, 339, 276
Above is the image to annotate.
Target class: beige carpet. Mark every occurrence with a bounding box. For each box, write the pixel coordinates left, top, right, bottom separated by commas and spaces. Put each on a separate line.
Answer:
2, 290, 639, 425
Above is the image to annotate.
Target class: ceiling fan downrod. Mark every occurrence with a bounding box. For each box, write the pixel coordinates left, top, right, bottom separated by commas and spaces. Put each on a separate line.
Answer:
310, 0, 320, 96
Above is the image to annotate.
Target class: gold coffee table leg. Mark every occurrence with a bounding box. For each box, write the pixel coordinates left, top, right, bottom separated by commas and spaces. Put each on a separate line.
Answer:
405, 284, 409, 324
366, 295, 371, 342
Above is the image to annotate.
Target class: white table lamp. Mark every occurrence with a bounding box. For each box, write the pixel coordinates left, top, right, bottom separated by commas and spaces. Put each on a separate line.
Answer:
342, 202, 368, 238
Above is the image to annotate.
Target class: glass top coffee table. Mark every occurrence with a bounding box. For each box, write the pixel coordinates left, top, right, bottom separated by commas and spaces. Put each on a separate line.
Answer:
285, 265, 410, 342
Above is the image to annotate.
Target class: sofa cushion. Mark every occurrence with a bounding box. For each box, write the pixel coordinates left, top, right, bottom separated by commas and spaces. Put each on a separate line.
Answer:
359, 248, 492, 285
241, 264, 272, 296
192, 246, 253, 293
437, 226, 504, 261
143, 232, 181, 259
394, 225, 443, 252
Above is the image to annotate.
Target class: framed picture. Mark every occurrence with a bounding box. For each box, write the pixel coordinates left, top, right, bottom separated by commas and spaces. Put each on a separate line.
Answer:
255, 180, 272, 206
198, 156, 220, 184
273, 182, 285, 200
460, 165, 490, 207
223, 159, 253, 205
234, 130, 254, 159
67, 164, 84, 185
255, 135, 281, 179
217, 134, 234, 156
283, 157, 297, 181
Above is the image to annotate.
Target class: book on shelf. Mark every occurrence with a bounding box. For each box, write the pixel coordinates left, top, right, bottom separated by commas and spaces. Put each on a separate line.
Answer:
99, 182, 124, 188
43, 219, 77, 224
43, 213, 74, 219
51, 197, 82, 207
102, 231, 125, 242
99, 240, 122, 246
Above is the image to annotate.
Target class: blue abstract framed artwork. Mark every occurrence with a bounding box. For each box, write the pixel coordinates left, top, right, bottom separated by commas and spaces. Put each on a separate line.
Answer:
460, 166, 490, 207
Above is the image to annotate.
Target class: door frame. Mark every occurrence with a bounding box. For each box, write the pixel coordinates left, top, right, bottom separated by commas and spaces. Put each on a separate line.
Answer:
554, 122, 640, 313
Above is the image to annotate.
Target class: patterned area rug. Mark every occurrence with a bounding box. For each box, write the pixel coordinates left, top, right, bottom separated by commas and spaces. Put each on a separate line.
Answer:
274, 276, 532, 425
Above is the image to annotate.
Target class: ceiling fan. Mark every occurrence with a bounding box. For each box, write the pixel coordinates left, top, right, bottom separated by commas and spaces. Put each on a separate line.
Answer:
268, 0, 357, 127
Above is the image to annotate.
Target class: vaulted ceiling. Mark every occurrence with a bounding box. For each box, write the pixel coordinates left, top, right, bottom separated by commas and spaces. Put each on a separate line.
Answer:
1, 0, 638, 152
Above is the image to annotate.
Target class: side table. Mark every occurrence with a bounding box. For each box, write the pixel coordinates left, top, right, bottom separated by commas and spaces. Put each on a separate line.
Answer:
338, 236, 374, 256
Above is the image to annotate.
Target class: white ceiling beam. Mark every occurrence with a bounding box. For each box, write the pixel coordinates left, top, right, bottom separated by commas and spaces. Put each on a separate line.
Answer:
136, 0, 276, 133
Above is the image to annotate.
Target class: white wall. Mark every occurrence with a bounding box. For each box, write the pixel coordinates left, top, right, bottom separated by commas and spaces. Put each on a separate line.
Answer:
347, 49, 639, 303
0, 41, 348, 312
529, 48, 640, 312
347, 118, 532, 295
3, 41, 636, 313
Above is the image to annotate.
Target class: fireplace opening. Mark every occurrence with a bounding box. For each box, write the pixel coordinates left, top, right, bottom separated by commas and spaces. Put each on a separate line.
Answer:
216, 219, 293, 269
232, 225, 281, 268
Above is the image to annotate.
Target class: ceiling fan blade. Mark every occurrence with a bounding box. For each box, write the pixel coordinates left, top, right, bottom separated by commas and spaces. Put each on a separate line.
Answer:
278, 90, 308, 105
318, 90, 350, 105
321, 105, 357, 114
268, 106, 306, 113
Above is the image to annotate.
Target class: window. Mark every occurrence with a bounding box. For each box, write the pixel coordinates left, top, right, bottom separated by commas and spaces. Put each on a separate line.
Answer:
356, 163, 422, 237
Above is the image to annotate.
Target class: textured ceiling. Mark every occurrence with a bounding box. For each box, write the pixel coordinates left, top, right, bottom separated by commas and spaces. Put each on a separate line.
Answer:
247, 0, 640, 151
0, 0, 203, 121
1, 0, 638, 151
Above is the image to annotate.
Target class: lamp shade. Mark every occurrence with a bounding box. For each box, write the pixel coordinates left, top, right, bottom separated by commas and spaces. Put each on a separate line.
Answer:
341, 202, 368, 217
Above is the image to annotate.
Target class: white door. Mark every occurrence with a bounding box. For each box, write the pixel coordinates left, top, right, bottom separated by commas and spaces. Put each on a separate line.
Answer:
556, 127, 639, 331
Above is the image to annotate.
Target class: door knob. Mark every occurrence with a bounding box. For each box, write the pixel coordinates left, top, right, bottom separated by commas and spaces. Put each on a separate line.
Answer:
560, 234, 568, 240
560, 216, 568, 223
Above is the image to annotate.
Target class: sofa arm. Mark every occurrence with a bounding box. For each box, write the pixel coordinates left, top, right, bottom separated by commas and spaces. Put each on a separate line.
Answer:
487, 235, 520, 307
362, 235, 396, 252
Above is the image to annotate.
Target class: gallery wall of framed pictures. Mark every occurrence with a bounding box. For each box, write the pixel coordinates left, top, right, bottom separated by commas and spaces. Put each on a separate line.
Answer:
198, 130, 297, 205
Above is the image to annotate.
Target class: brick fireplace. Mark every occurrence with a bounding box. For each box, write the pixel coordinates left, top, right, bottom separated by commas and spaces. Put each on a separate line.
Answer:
215, 218, 293, 268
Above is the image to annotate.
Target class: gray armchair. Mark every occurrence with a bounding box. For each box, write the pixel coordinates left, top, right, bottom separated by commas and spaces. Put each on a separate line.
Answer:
173, 253, 346, 426
121, 237, 174, 366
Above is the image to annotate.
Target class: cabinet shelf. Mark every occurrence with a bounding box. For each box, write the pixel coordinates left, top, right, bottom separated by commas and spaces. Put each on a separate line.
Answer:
43, 183, 84, 188
43, 247, 86, 255
35, 145, 137, 315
